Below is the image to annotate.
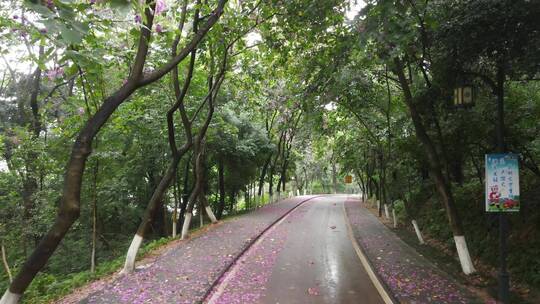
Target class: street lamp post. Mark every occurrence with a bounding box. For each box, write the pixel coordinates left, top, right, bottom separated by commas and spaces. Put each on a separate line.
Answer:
495, 67, 510, 304
454, 74, 511, 303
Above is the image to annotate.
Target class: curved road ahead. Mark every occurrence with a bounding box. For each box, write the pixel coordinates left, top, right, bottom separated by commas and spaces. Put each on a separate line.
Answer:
207, 195, 385, 304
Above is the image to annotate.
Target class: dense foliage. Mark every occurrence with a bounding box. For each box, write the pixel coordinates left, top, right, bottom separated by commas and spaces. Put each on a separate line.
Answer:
0, 0, 539, 302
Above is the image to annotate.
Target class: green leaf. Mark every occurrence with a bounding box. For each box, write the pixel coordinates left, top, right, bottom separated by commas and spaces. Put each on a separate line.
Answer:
71, 21, 90, 35
42, 19, 60, 34
25, 2, 54, 17
58, 24, 83, 44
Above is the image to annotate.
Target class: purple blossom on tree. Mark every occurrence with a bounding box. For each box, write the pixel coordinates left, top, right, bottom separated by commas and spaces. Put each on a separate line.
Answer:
46, 67, 64, 80
154, 0, 166, 15
46, 70, 55, 80
155, 23, 163, 33
134, 14, 142, 24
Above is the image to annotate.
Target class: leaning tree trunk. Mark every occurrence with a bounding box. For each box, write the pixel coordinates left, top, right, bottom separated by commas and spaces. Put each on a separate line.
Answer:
181, 134, 221, 240
200, 190, 218, 224
182, 51, 227, 238
122, 156, 183, 273
0, 8, 155, 300
1, 1, 228, 301
122, 1, 239, 271
394, 57, 475, 274
122, 47, 198, 274
1, 241, 12, 283
123, 21, 202, 271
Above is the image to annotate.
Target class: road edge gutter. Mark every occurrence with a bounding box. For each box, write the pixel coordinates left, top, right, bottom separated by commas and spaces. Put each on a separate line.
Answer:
200, 195, 321, 303
342, 199, 397, 304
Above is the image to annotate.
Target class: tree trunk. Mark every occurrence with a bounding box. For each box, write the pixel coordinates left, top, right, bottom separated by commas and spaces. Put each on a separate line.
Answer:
1, 241, 12, 283
172, 173, 179, 238
2, 1, 228, 299
269, 132, 285, 196
180, 154, 192, 227
232, 191, 237, 211
198, 149, 217, 223
356, 168, 366, 201
182, 49, 227, 238
203, 200, 218, 223
90, 154, 98, 273
332, 161, 338, 194
279, 159, 288, 193
216, 159, 226, 219
258, 155, 272, 196
275, 159, 283, 195
20, 46, 45, 256
412, 220, 425, 244
393, 57, 475, 274
173, 165, 185, 238
122, 156, 182, 273
378, 150, 385, 217
199, 204, 204, 228
122, 43, 200, 274
182, 152, 204, 240
123, 10, 235, 270
163, 200, 170, 236
372, 177, 379, 201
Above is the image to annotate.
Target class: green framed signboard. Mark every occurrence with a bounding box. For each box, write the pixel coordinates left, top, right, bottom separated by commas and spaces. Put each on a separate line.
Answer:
485, 153, 520, 212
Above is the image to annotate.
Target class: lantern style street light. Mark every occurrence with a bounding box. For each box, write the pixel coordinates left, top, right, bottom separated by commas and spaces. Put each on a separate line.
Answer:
453, 84, 474, 107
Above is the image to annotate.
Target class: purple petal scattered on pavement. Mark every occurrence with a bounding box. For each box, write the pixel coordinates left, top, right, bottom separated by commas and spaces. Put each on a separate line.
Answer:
344, 198, 492, 304
57, 197, 313, 304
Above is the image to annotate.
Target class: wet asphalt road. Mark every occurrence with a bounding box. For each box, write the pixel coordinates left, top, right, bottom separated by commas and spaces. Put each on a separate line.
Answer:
210, 195, 385, 304
260, 195, 384, 304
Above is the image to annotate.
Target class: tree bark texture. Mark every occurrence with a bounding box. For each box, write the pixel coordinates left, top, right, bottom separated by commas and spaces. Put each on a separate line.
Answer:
4, 0, 228, 297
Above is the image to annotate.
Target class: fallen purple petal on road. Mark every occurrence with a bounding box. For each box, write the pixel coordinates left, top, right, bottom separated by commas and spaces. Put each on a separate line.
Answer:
206, 201, 310, 304
345, 198, 491, 303
57, 198, 311, 304
307, 287, 320, 296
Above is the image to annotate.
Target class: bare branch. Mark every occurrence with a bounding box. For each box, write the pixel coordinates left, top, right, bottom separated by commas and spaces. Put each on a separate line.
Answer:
140, 0, 229, 86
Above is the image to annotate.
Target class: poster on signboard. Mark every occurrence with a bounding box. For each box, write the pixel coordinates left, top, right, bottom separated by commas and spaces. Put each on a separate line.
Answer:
485, 153, 520, 212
